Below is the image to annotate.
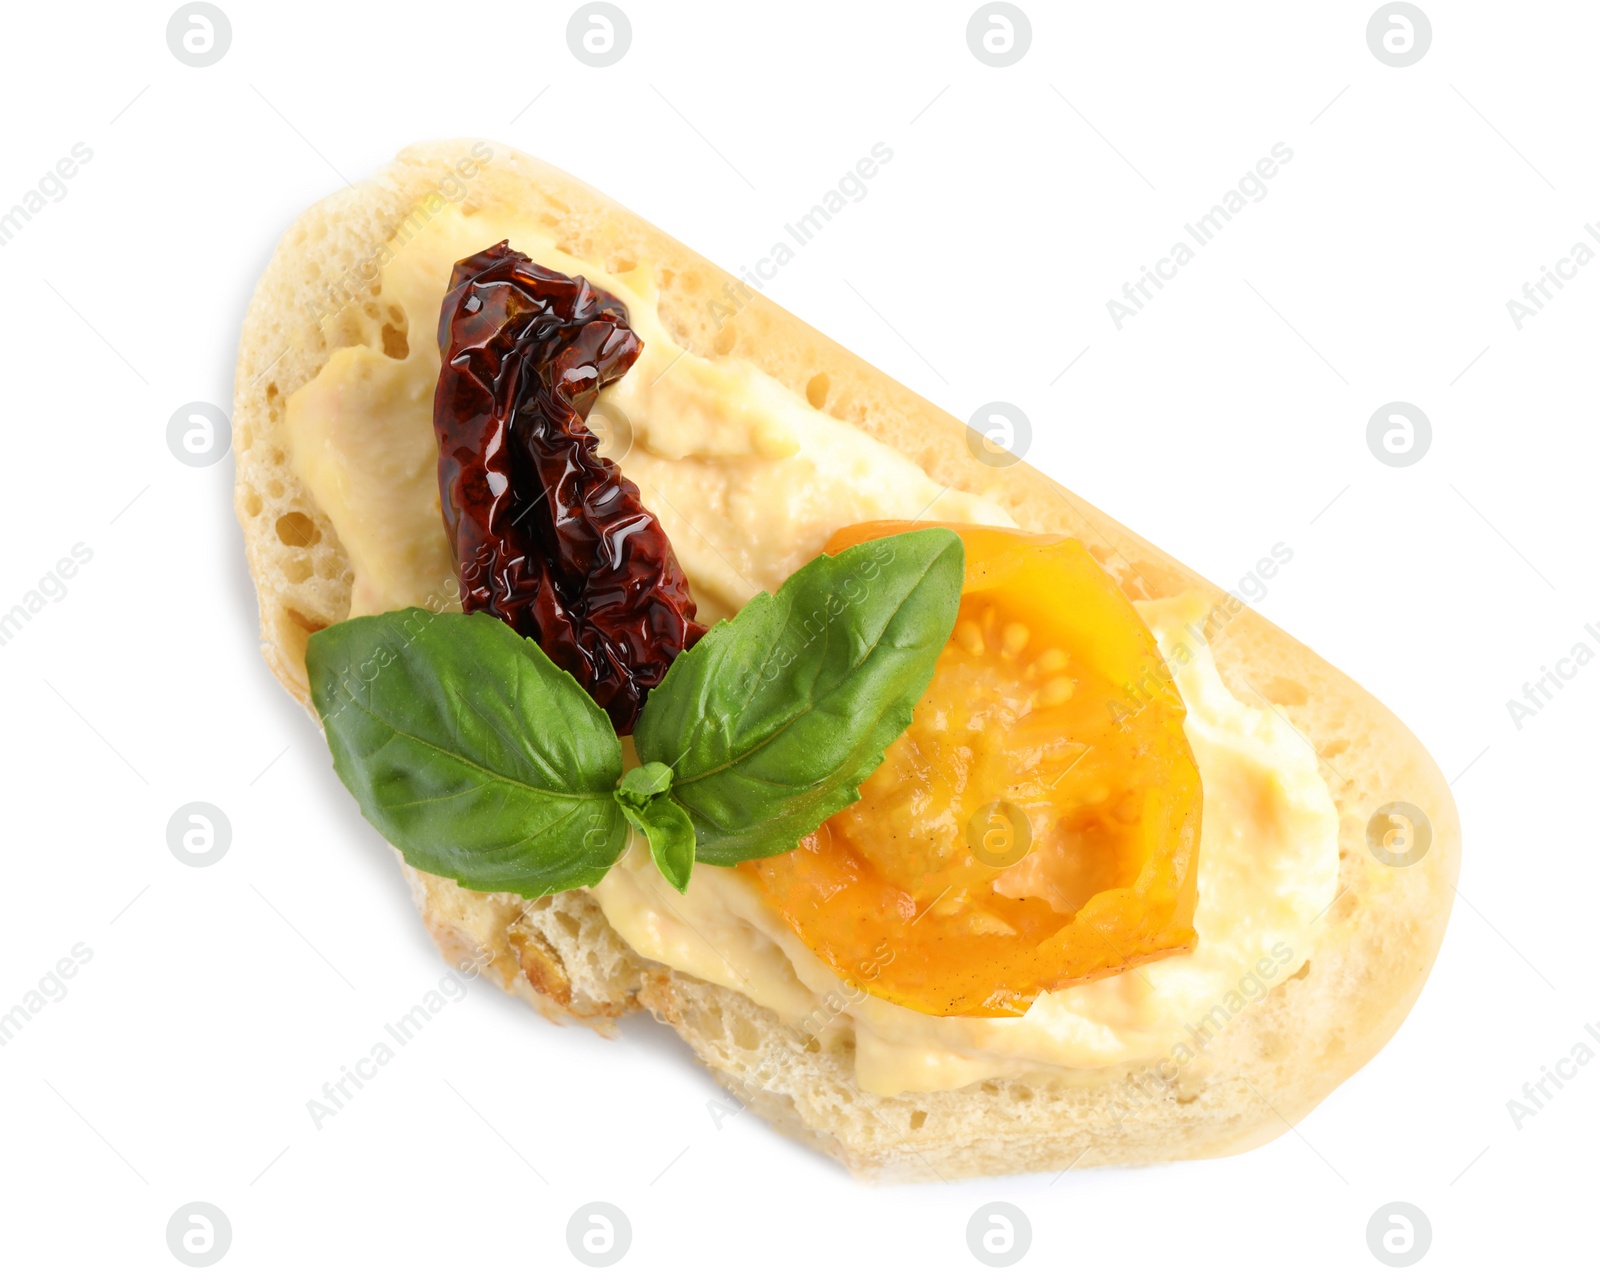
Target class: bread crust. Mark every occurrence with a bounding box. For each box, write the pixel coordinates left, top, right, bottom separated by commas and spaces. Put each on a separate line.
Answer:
232, 140, 1459, 1181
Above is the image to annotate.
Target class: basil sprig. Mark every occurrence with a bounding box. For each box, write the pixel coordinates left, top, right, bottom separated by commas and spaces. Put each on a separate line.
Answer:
307, 529, 963, 895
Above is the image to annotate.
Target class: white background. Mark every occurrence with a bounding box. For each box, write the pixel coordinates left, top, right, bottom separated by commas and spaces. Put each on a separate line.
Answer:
0, 1, 1593, 1266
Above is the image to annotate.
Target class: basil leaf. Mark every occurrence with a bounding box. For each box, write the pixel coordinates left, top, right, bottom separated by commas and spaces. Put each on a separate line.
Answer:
634, 528, 964, 865
614, 763, 696, 891
615, 762, 674, 807
306, 609, 627, 897
618, 793, 697, 893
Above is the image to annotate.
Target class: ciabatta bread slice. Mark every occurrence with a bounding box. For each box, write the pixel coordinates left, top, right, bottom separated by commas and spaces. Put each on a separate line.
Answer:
232, 140, 1459, 1181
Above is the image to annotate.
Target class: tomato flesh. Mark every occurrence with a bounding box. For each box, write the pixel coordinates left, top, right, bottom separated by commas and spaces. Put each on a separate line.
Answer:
740, 522, 1202, 1017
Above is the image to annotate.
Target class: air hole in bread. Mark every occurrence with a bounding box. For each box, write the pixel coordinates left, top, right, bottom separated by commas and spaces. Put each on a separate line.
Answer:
611, 254, 637, 273
363, 301, 380, 321
1290, 960, 1312, 981
682, 272, 703, 294
283, 557, 313, 584
265, 383, 279, 402
266, 479, 285, 499
712, 327, 736, 356
509, 927, 572, 1007
275, 511, 321, 548
730, 1014, 760, 1050
1263, 676, 1309, 706
284, 607, 327, 635
805, 372, 829, 409
381, 322, 410, 360
908, 1109, 927, 1130
241, 488, 262, 517
1322, 738, 1349, 757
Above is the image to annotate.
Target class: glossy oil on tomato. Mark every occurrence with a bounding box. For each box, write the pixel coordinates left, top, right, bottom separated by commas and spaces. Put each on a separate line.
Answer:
740, 522, 1202, 1017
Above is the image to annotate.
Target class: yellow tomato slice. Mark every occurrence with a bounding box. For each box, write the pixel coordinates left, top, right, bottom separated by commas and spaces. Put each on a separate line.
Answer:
740, 522, 1202, 1017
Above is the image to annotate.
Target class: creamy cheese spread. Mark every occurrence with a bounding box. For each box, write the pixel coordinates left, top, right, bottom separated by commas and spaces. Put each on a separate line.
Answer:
284, 200, 1340, 1096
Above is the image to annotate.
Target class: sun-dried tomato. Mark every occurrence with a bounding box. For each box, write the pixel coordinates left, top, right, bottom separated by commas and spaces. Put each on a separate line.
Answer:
434, 242, 704, 733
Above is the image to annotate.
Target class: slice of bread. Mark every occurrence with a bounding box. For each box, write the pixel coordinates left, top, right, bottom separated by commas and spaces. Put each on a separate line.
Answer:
232, 140, 1459, 1182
